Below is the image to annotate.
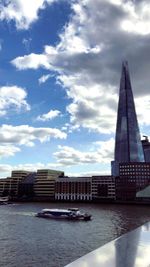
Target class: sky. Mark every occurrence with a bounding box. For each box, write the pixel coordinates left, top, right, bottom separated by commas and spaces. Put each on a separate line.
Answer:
0, 0, 150, 178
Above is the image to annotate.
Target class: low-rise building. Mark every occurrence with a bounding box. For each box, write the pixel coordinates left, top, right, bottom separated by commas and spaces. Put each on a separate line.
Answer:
0, 171, 32, 198
55, 177, 92, 201
116, 162, 150, 200
18, 172, 37, 199
92, 176, 115, 200
9, 170, 32, 197
0, 178, 11, 197
34, 169, 64, 200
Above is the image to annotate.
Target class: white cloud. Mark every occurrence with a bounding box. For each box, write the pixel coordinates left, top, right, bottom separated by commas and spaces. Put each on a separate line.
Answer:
36, 109, 61, 121
11, 0, 150, 134
0, 162, 111, 178
0, 137, 114, 177
66, 170, 111, 177
54, 138, 114, 166
38, 74, 51, 84
65, 83, 117, 133
0, 164, 13, 177
0, 85, 30, 116
135, 96, 150, 126
121, 1, 150, 35
11, 53, 50, 70
0, 162, 63, 178
0, 145, 20, 158
0, 124, 67, 147
0, 0, 58, 30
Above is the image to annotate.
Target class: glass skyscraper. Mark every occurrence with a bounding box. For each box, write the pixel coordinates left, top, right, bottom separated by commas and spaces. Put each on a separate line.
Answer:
112, 61, 145, 176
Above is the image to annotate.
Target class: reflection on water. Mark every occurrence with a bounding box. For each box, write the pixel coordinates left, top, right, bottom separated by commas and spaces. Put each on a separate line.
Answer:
0, 202, 149, 267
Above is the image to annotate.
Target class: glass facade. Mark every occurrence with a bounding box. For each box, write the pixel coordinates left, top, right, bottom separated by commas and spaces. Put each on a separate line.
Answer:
112, 61, 144, 176
115, 162, 150, 200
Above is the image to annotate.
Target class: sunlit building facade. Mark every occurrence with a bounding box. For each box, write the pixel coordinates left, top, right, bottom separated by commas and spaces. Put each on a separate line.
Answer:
34, 169, 64, 200
55, 176, 116, 201
55, 177, 92, 201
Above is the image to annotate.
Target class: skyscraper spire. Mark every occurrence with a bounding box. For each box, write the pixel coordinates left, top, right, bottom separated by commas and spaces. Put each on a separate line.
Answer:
112, 61, 144, 176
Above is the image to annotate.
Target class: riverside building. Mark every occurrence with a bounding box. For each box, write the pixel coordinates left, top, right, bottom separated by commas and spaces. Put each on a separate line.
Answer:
92, 176, 115, 201
0, 171, 31, 198
33, 169, 64, 201
112, 61, 145, 177
55, 177, 92, 201
112, 61, 150, 201
0, 169, 64, 201
55, 175, 115, 201
115, 163, 150, 200
18, 172, 37, 199
0, 62, 149, 203
142, 136, 150, 162
9, 170, 32, 197
0, 177, 11, 197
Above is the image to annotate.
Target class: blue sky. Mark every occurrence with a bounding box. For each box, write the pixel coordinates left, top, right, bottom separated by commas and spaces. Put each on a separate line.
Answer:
0, 0, 150, 178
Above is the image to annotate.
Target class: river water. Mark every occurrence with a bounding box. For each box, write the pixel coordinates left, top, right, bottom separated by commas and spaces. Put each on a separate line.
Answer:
0, 202, 149, 267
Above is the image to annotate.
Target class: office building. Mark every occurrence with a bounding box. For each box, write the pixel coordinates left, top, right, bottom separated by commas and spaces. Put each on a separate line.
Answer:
92, 176, 115, 200
112, 61, 144, 177
8, 171, 32, 198
0, 178, 11, 197
0, 169, 64, 201
18, 172, 37, 199
55, 177, 92, 201
55, 175, 115, 201
116, 162, 150, 200
34, 169, 64, 200
142, 136, 150, 162
111, 61, 150, 201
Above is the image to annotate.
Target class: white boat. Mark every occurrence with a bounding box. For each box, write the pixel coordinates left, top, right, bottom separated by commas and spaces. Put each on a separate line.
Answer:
36, 208, 91, 221
0, 196, 10, 205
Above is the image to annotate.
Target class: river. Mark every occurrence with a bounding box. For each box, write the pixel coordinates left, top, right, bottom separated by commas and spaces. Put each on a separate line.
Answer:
0, 202, 149, 267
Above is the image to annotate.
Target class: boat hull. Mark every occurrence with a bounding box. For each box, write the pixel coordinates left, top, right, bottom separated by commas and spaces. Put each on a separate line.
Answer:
36, 213, 91, 221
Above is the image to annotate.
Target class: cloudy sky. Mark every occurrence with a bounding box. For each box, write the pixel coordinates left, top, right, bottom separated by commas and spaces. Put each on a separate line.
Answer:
0, 0, 150, 178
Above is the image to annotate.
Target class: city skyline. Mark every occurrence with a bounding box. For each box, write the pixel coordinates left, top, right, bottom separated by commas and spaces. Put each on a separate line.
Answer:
0, 0, 150, 178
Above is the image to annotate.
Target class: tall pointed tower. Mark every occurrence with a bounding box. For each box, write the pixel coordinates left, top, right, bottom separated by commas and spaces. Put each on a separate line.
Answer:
112, 61, 144, 176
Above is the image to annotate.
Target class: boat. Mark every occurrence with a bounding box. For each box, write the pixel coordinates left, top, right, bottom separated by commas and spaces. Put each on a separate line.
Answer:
36, 208, 91, 221
0, 196, 10, 205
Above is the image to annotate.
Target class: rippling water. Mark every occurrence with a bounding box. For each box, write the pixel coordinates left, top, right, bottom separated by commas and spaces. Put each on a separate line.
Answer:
0, 202, 149, 267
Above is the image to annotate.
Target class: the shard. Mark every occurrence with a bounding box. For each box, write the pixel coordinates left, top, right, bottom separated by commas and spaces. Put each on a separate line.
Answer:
112, 61, 144, 176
